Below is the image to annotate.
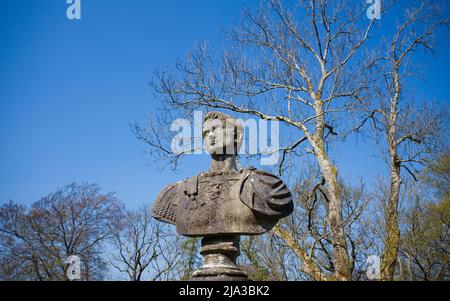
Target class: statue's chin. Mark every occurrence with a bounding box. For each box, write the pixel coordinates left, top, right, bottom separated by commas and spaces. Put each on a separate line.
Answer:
206, 144, 236, 155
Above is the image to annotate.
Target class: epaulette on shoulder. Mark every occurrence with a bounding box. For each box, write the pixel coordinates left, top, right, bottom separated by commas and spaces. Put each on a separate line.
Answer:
239, 168, 293, 218
151, 183, 178, 225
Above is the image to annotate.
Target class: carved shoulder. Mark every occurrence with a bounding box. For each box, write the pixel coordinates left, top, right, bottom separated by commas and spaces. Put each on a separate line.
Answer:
239, 169, 293, 219
151, 183, 180, 225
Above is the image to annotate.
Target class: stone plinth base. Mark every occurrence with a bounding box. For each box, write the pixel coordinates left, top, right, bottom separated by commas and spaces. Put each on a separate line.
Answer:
190, 235, 249, 281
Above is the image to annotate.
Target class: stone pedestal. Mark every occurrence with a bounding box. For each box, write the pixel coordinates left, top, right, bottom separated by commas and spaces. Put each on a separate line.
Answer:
191, 235, 249, 281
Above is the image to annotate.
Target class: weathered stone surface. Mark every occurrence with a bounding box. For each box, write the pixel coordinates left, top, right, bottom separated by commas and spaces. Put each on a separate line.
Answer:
152, 169, 292, 236
190, 236, 248, 281
151, 111, 294, 280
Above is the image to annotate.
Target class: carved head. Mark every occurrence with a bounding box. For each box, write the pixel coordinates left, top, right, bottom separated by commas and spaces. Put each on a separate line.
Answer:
202, 111, 243, 155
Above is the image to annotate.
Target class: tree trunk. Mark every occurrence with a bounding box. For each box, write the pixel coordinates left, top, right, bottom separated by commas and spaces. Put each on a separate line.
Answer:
381, 68, 401, 281
381, 150, 401, 280
312, 138, 352, 281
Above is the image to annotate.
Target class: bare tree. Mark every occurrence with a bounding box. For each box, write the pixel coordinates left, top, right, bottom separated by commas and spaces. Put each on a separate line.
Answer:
238, 161, 371, 281
399, 190, 449, 280
358, 0, 449, 280
109, 204, 182, 281
397, 153, 450, 281
135, 0, 378, 280
0, 183, 122, 281
272, 163, 368, 280
240, 233, 293, 281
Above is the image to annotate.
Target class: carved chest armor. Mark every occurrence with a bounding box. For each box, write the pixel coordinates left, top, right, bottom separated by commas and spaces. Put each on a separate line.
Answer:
152, 168, 293, 237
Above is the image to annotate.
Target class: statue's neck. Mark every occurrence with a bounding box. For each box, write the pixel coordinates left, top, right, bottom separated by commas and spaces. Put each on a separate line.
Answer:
209, 154, 237, 173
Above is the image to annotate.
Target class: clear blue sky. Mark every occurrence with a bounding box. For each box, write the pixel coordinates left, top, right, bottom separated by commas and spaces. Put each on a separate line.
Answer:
0, 0, 448, 208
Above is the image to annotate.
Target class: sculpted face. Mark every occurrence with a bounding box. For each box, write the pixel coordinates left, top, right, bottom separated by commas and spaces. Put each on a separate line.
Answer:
202, 112, 243, 155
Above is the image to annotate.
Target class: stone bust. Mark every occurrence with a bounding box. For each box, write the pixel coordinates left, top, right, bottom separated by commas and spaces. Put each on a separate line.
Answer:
151, 111, 293, 280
